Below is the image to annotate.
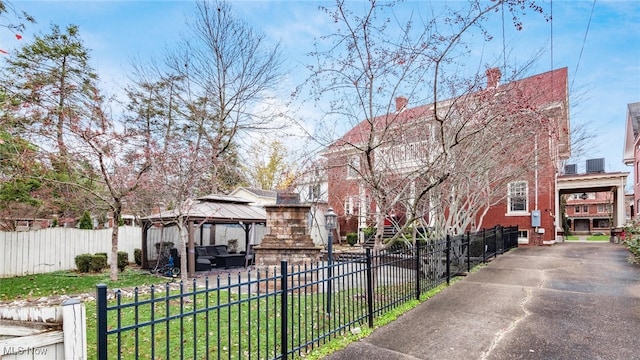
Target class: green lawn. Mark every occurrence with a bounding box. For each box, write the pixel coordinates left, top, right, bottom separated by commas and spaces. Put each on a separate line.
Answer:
1, 267, 452, 359
564, 235, 610, 241
587, 235, 610, 241
0, 268, 169, 301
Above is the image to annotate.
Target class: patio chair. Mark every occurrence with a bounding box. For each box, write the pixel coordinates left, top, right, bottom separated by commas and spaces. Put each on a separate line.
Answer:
195, 246, 215, 269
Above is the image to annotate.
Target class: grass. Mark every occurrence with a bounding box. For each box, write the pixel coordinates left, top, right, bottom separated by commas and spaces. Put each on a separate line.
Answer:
85, 282, 379, 359
0, 265, 460, 359
0, 268, 169, 302
303, 283, 449, 360
587, 235, 610, 241
564, 235, 610, 242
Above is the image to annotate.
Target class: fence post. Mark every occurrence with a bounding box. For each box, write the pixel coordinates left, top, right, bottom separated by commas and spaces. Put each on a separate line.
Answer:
446, 234, 451, 285
482, 228, 486, 263
466, 231, 471, 273
365, 248, 374, 328
280, 261, 288, 360
500, 226, 505, 254
494, 226, 498, 258
62, 298, 87, 360
96, 284, 107, 360
415, 243, 421, 300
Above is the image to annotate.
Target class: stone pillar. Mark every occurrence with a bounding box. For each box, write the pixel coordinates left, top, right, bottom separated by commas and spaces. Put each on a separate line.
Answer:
254, 204, 321, 267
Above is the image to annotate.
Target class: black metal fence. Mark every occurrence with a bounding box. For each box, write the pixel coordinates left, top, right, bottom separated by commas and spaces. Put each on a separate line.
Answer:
96, 226, 518, 360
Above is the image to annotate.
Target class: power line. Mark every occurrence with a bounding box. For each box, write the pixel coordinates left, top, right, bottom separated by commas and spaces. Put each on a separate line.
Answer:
572, 0, 597, 89
501, 0, 506, 73
550, 0, 553, 70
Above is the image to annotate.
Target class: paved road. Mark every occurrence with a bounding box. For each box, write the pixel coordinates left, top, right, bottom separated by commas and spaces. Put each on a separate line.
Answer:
324, 242, 640, 360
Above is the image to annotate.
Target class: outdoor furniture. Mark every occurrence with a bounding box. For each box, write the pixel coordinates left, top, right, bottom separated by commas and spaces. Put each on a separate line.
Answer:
173, 248, 212, 271
196, 246, 216, 265
210, 245, 246, 269
195, 258, 211, 271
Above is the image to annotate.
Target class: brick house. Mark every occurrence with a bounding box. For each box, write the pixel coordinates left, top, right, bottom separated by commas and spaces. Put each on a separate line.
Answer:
564, 191, 614, 235
324, 67, 569, 245
623, 101, 640, 216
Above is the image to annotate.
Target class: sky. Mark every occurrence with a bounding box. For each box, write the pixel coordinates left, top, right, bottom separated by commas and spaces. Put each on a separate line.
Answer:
1, 0, 639, 178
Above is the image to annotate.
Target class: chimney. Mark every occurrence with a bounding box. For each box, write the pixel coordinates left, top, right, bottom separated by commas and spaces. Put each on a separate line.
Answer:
486, 67, 501, 88
395, 96, 408, 112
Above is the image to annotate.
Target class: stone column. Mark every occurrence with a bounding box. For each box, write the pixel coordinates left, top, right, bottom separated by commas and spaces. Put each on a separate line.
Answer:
254, 204, 321, 267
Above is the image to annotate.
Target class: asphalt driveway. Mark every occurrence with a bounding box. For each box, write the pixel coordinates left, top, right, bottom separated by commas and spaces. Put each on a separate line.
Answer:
324, 242, 640, 360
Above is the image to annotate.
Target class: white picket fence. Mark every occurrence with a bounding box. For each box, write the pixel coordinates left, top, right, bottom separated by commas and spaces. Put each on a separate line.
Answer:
0, 226, 141, 278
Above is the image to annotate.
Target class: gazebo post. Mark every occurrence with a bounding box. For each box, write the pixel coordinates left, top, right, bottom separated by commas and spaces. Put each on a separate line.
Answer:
188, 220, 195, 278
141, 220, 150, 269
243, 223, 250, 253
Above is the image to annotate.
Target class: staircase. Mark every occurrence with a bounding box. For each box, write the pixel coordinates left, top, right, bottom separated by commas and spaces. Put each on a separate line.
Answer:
363, 227, 397, 249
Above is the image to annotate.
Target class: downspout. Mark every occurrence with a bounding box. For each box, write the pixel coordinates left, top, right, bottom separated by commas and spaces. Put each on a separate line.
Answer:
535, 133, 539, 211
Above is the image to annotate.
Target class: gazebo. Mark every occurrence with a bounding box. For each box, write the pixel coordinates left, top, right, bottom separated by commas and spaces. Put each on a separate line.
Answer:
141, 194, 266, 277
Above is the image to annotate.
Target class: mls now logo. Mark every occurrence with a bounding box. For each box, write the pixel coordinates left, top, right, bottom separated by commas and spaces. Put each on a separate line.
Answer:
3, 346, 49, 356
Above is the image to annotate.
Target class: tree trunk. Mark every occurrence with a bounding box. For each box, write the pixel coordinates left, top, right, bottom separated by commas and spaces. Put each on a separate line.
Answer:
110, 203, 122, 281
177, 217, 189, 282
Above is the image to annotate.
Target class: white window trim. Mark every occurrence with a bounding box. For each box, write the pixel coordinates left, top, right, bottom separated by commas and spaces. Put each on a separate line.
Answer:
507, 180, 529, 215
517, 230, 529, 244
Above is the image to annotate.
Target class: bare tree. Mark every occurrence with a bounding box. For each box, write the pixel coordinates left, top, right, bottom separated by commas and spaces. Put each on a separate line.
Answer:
70, 96, 153, 281
124, 0, 285, 278
168, 0, 285, 192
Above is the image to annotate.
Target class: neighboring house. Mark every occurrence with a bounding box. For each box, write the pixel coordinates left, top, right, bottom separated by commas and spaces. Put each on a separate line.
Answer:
291, 159, 331, 246
559, 158, 630, 235
626, 193, 634, 221
324, 67, 570, 245
623, 101, 640, 217
0, 218, 52, 231
228, 185, 329, 246
292, 159, 329, 205
228, 187, 277, 206
564, 191, 615, 235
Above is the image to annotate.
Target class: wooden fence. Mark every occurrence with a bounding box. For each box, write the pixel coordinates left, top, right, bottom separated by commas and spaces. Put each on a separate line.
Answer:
0, 226, 141, 278
0, 225, 271, 278
0, 299, 86, 359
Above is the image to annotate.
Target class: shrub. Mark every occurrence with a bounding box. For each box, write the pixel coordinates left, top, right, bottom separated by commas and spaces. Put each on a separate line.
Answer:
75, 253, 93, 273
134, 248, 142, 265
78, 211, 93, 229
361, 227, 376, 243
346, 232, 358, 246
361, 227, 376, 237
117, 251, 129, 272
623, 221, 640, 263
90, 254, 108, 272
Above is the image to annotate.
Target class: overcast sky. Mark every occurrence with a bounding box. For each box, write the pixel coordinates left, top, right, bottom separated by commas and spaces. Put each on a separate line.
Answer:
2, 0, 639, 177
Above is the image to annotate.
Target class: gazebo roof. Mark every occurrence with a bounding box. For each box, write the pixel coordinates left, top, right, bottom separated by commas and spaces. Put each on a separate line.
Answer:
143, 194, 266, 224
